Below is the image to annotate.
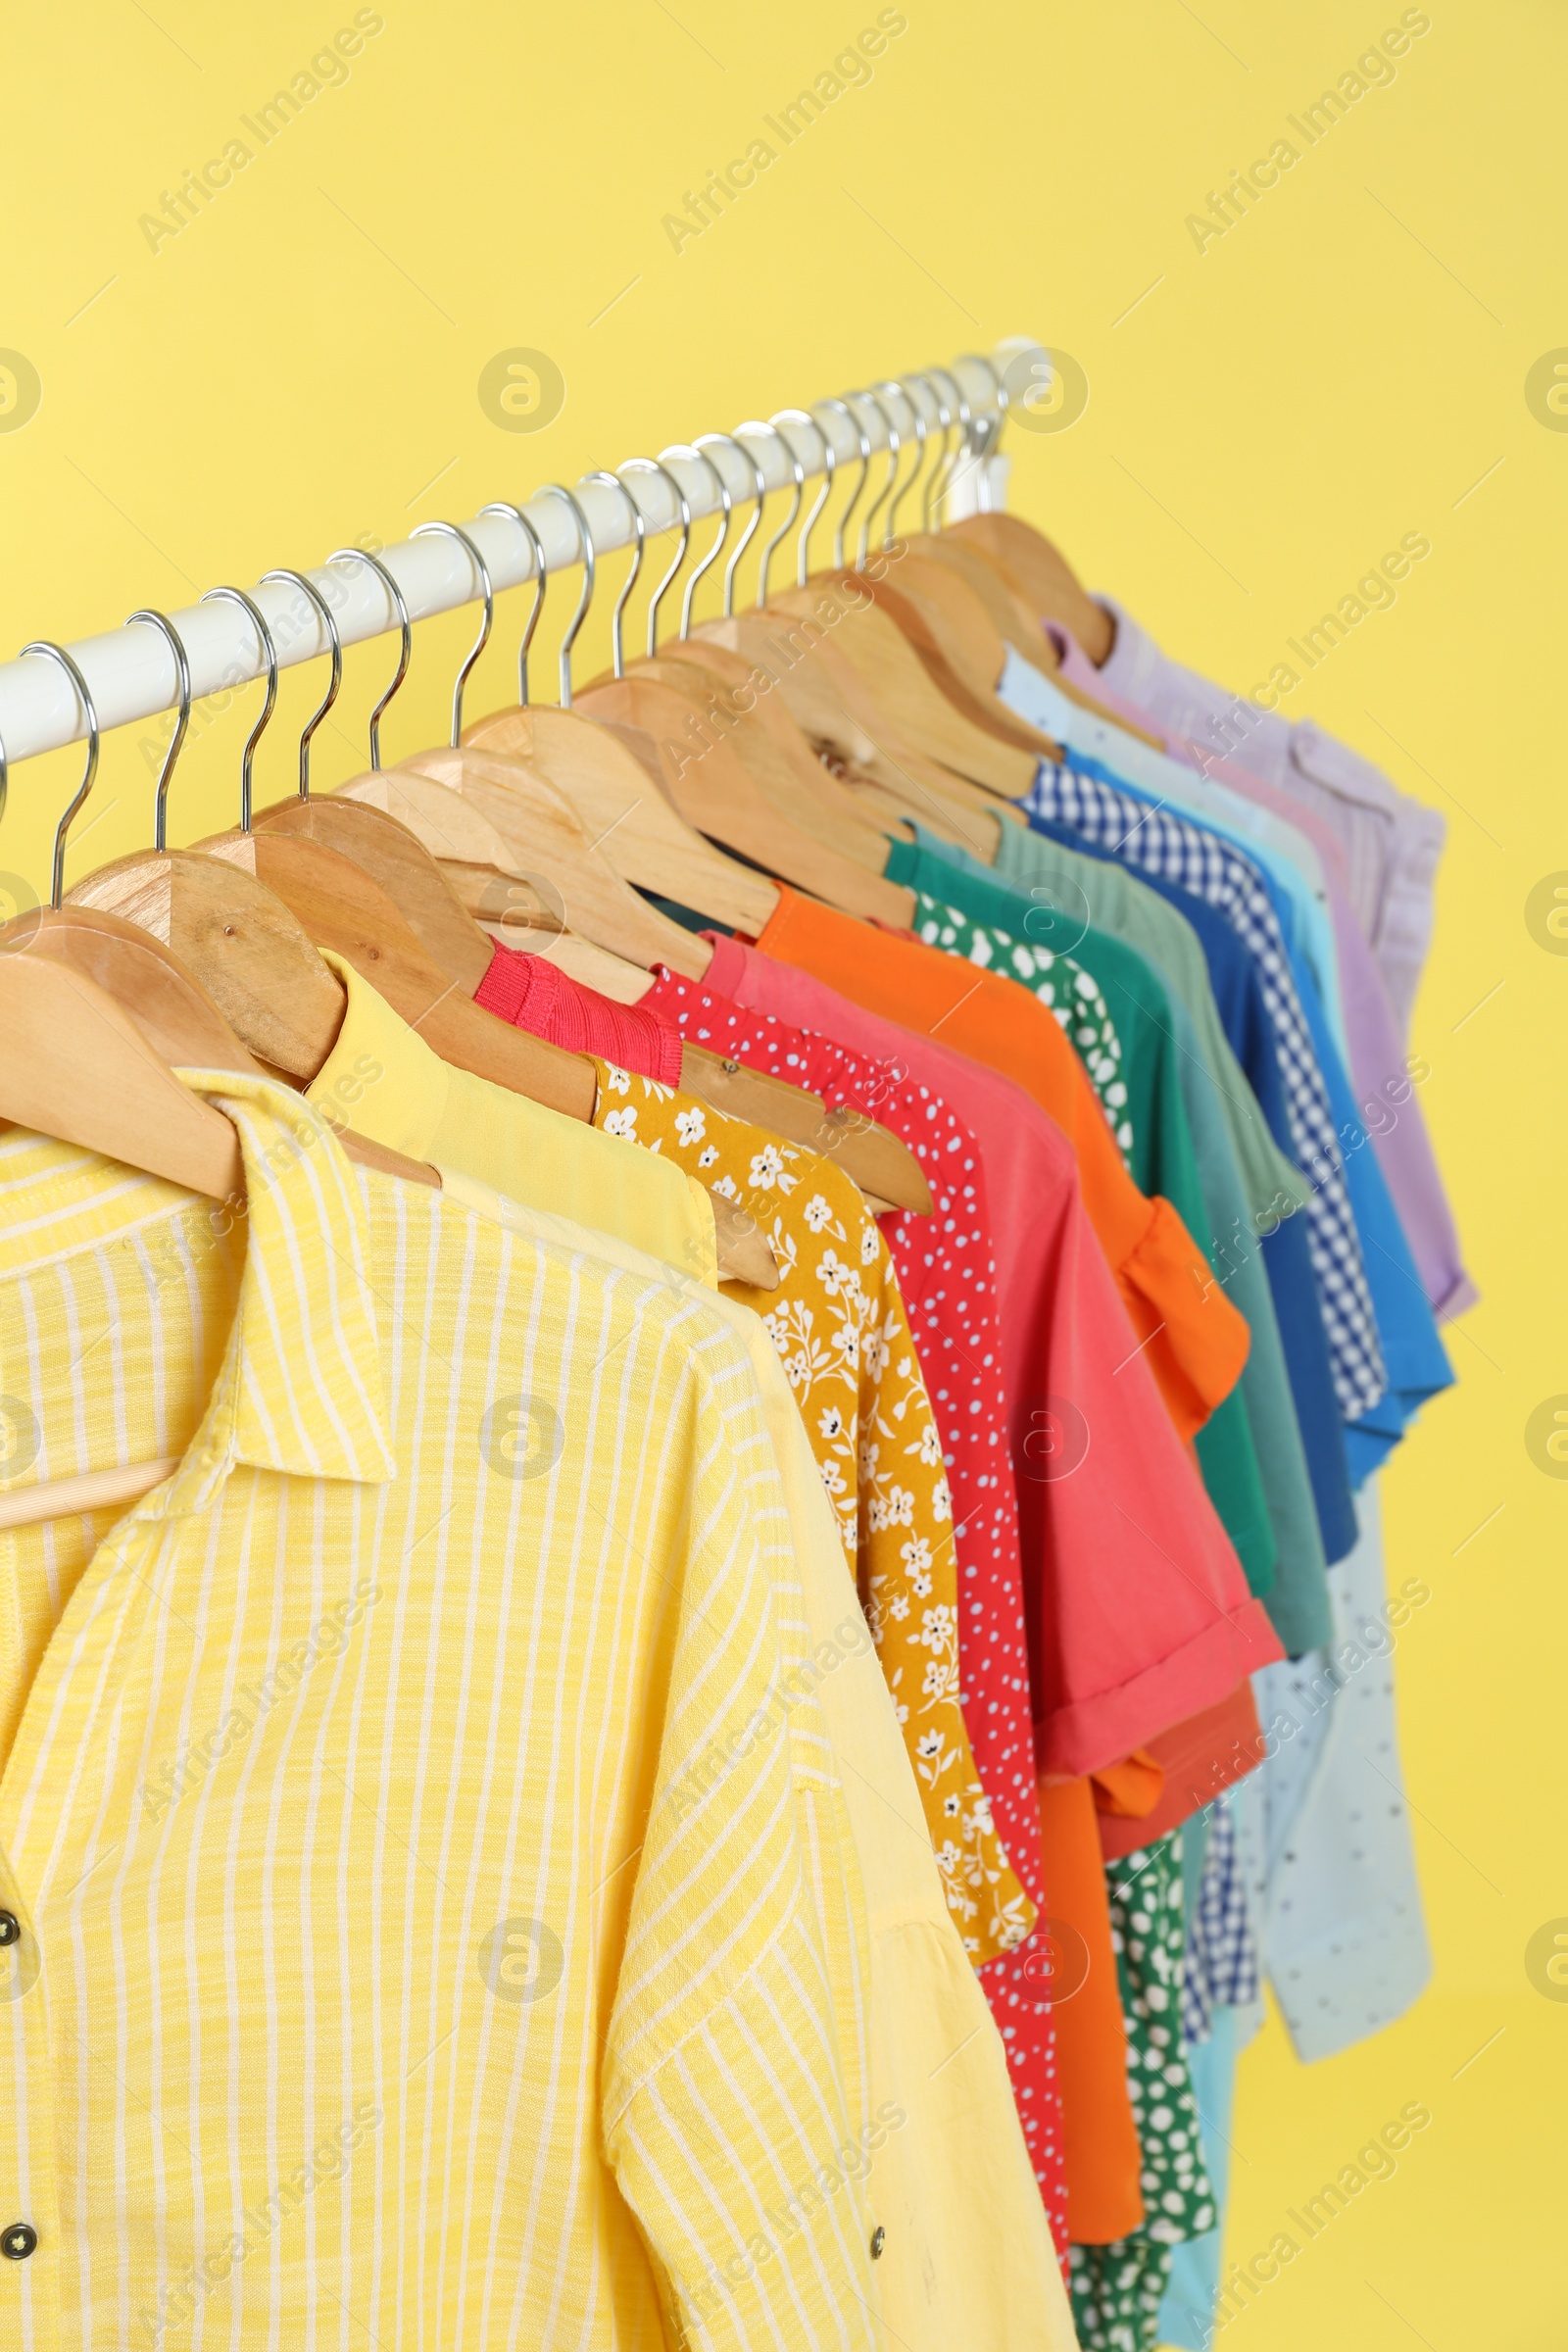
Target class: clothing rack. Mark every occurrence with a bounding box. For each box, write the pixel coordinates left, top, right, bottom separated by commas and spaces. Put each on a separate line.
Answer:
0, 336, 1040, 770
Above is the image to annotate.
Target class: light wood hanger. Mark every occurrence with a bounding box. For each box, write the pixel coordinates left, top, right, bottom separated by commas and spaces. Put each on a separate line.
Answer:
300, 774, 930, 1215
908, 530, 1163, 749
691, 612, 1007, 856
577, 672, 919, 925
945, 512, 1116, 667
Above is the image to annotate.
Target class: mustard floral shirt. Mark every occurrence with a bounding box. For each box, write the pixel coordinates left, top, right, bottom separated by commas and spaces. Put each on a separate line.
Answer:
591, 1060, 1033, 1964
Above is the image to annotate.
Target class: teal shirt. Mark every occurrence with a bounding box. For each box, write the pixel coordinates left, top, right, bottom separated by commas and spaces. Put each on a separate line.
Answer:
899, 826, 1332, 1651
884, 832, 1277, 1598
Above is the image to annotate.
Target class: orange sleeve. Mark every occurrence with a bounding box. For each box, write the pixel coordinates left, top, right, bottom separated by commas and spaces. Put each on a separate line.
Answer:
1035, 1774, 1145, 2245
756, 889, 1250, 1440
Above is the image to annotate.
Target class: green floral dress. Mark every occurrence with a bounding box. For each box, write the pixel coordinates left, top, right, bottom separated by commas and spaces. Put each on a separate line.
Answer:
1069, 1832, 1217, 2351
909, 891, 1134, 1164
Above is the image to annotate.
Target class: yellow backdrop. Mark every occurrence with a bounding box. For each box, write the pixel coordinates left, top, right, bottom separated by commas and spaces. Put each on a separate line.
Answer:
2, 2, 1557, 2342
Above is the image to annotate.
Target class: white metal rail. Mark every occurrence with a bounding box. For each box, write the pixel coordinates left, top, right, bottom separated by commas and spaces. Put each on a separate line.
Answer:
0, 339, 1042, 767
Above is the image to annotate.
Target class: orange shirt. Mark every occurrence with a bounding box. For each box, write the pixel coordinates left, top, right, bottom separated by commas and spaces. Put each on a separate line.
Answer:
754, 889, 1250, 1444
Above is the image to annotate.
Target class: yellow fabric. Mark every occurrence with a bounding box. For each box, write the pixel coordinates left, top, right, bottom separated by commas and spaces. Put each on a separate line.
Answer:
438, 1162, 1080, 2352
0, 1081, 879, 2350
587, 1060, 1034, 1969
306, 948, 718, 1285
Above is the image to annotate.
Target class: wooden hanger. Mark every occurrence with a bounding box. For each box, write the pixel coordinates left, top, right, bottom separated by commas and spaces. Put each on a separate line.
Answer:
253, 792, 493, 990
944, 513, 1116, 667
575, 673, 917, 926
691, 612, 1006, 854
624, 649, 895, 873
908, 531, 1164, 749
765, 577, 1038, 799
276, 773, 927, 1213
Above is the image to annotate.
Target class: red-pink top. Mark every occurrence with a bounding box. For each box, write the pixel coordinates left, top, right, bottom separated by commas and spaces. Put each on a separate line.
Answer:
473, 943, 684, 1083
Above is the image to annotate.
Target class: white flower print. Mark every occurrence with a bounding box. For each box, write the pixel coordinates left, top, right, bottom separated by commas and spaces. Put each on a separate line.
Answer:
749, 1142, 787, 1190
803, 1193, 835, 1233
601, 1063, 631, 1095
818, 1404, 846, 1443
697, 1144, 719, 1168
817, 1248, 854, 1298
901, 1536, 932, 1578
601, 1106, 637, 1140
674, 1104, 707, 1148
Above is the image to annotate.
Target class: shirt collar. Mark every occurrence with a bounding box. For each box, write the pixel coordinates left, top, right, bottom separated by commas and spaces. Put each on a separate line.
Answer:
165, 1069, 397, 1503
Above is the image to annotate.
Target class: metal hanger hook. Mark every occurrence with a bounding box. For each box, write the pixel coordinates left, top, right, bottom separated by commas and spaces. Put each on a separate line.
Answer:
579, 472, 642, 679
124, 609, 191, 852
616, 460, 688, 656
412, 521, 493, 748
906, 371, 952, 534
694, 432, 764, 617
535, 484, 595, 708
260, 569, 342, 799
661, 445, 728, 640
327, 546, 410, 770
956, 352, 1006, 507
735, 420, 802, 610
20, 641, 100, 906
925, 366, 969, 528
852, 388, 900, 567
479, 503, 548, 708
774, 409, 833, 584
818, 394, 871, 569
879, 378, 926, 547
199, 587, 277, 835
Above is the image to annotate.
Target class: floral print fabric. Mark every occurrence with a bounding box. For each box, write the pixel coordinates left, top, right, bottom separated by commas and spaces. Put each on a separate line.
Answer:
1069, 1832, 1218, 2351
590, 1059, 1032, 1967
644, 966, 1071, 2255
910, 890, 1135, 1164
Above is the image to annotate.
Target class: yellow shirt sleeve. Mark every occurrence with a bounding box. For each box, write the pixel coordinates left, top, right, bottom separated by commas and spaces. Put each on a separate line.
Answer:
306, 951, 717, 1284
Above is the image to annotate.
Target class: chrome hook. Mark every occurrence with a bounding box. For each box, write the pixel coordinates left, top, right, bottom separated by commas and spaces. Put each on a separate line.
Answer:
661, 445, 728, 639
695, 431, 764, 617
199, 587, 277, 834
535, 483, 595, 707
580, 471, 642, 679
412, 520, 493, 747
327, 545, 410, 769
853, 388, 900, 567
20, 641, 100, 905
818, 394, 871, 570
480, 502, 548, 708
774, 408, 834, 584
880, 378, 926, 547
738, 419, 803, 608
124, 608, 191, 851
925, 365, 970, 526
260, 569, 342, 798
617, 459, 689, 655
906, 371, 952, 534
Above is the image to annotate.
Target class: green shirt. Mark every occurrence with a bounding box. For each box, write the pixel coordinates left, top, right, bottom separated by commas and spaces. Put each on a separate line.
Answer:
884, 833, 1276, 1597
897, 830, 1332, 1650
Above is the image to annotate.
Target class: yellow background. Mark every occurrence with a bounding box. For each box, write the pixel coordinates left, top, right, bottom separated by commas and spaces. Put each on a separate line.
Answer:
3, 1, 1560, 2341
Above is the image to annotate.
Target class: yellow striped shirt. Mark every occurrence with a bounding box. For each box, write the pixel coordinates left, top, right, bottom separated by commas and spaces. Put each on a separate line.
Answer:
0, 1074, 881, 2349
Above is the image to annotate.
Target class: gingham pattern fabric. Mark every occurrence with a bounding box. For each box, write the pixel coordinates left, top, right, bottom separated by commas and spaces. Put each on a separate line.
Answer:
1025, 760, 1387, 1419
0, 1078, 882, 2351
1180, 1788, 1259, 2044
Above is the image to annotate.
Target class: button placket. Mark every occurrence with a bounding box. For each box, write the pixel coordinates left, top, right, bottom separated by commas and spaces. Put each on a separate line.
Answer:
0, 1848, 60, 2347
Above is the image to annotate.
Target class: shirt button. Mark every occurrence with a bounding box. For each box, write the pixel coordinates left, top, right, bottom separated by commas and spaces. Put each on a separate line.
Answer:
869, 2226, 886, 2260
1, 2223, 37, 2260
0, 1912, 18, 1946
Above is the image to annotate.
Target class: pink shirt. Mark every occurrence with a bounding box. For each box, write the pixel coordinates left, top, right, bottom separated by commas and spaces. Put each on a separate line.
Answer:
698, 934, 1282, 1771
